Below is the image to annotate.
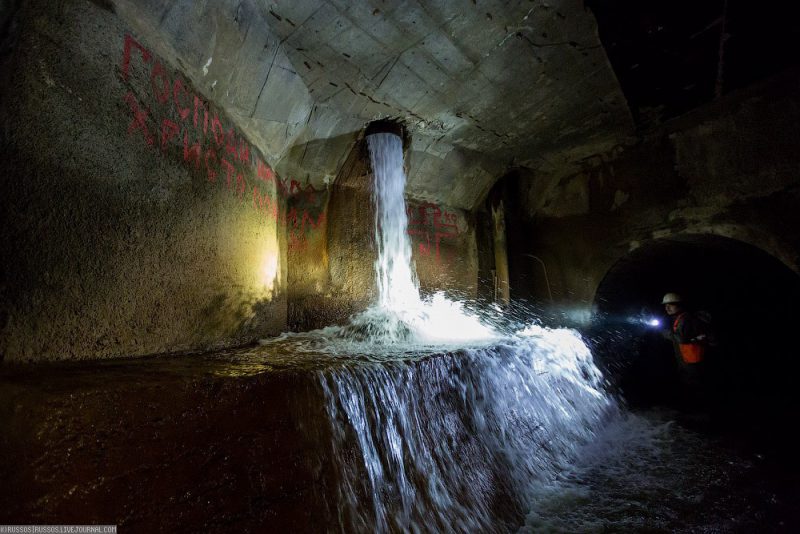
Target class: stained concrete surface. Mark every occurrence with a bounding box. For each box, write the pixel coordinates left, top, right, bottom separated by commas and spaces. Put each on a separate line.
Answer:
0, 0, 488, 362
0, 0, 799, 530
0, 0, 288, 362
0, 349, 333, 531
502, 68, 800, 309
110, 0, 634, 209
0, 346, 531, 531
5, 0, 796, 364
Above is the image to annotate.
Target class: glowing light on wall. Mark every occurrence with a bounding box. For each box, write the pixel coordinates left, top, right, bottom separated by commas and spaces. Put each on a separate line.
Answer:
227, 211, 281, 302
260, 248, 279, 292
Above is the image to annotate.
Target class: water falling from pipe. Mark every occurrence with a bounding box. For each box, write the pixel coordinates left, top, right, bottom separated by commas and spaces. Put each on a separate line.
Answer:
261, 128, 620, 532
369, 132, 418, 313
343, 131, 497, 345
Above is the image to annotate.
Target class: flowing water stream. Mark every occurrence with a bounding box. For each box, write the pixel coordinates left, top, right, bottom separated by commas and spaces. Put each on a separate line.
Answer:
255, 131, 798, 532
1, 133, 794, 531
260, 131, 623, 531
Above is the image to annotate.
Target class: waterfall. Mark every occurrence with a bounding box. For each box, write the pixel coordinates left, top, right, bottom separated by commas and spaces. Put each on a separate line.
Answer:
368, 132, 419, 313
343, 132, 496, 345
320, 328, 618, 532
261, 129, 619, 531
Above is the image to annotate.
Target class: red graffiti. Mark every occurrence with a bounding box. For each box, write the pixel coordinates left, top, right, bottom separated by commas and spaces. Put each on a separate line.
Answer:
302, 210, 326, 230
257, 159, 275, 182
119, 32, 330, 241
193, 95, 205, 130
289, 180, 319, 203
220, 158, 235, 189
210, 115, 224, 146
253, 186, 279, 220
150, 61, 170, 104
120, 33, 259, 168
183, 131, 201, 168
160, 119, 179, 150
204, 147, 218, 182
238, 139, 250, 164
220, 158, 246, 198
407, 203, 459, 263
287, 210, 327, 252
257, 158, 288, 195
123, 92, 153, 146
121, 34, 151, 81
225, 128, 238, 160
173, 79, 190, 120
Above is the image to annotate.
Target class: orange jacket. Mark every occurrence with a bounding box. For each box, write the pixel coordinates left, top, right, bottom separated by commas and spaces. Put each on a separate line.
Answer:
673, 313, 705, 364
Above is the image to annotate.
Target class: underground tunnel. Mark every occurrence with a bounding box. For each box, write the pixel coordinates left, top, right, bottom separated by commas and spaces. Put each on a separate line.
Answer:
2, 0, 800, 532
590, 235, 800, 415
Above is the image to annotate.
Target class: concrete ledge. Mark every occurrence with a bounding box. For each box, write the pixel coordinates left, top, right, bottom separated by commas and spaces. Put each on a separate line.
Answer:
0, 350, 334, 530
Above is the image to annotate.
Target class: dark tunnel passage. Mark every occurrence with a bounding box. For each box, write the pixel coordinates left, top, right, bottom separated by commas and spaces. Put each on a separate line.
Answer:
590, 234, 800, 433
3, 0, 800, 530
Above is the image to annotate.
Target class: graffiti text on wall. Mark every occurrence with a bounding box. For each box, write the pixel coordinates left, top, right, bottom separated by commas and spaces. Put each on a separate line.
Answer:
119, 34, 325, 250
407, 202, 459, 263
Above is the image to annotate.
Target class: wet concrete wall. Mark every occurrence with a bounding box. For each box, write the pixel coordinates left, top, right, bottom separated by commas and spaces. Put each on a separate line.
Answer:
0, 354, 333, 530
410, 199, 478, 300
505, 69, 800, 310
0, 1, 288, 362
288, 140, 480, 331
0, 0, 484, 361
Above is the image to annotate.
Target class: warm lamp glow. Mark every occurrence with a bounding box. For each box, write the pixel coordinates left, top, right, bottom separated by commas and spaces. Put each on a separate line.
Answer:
260, 249, 279, 291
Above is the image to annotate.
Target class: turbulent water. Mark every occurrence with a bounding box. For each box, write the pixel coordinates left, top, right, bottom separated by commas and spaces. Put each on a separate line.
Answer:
318, 328, 619, 532
252, 131, 800, 532
261, 131, 624, 531
343, 133, 495, 345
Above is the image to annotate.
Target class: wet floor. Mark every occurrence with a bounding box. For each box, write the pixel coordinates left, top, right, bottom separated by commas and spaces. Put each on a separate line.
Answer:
1, 339, 798, 533
523, 408, 800, 533
0, 342, 338, 532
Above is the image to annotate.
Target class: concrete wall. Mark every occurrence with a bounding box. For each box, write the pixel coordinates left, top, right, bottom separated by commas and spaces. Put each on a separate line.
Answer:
506, 69, 800, 311
0, 0, 483, 361
410, 199, 478, 300
0, 0, 287, 362
288, 139, 480, 331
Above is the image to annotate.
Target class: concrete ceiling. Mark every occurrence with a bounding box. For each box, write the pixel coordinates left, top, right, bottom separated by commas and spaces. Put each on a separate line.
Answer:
115, 0, 635, 209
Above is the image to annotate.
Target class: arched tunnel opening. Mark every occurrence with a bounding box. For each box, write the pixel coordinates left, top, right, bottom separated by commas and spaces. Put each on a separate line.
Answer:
3, 0, 800, 530
590, 234, 800, 441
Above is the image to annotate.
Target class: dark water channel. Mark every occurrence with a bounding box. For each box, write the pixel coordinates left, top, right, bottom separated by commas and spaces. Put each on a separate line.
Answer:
523, 408, 800, 533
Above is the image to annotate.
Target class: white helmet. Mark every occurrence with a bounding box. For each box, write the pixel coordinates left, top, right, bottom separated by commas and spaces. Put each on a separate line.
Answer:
661, 292, 683, 304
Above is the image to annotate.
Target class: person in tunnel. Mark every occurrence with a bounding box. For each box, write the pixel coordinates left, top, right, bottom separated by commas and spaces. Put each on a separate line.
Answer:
661, 292, 715, 409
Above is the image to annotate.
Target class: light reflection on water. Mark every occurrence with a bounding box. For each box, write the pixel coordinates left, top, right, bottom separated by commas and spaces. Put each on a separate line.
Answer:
522, 410, 752, 533
252, 131, 623, 531
211, 130, 796, 531
252, 324, 620, 532
220, 335, 793, 533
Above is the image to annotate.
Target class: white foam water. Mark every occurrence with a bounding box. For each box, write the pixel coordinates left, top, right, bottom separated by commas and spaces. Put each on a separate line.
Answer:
341, 132, 497, 346
261, 130, 621, 531
319, 326, 619, 532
